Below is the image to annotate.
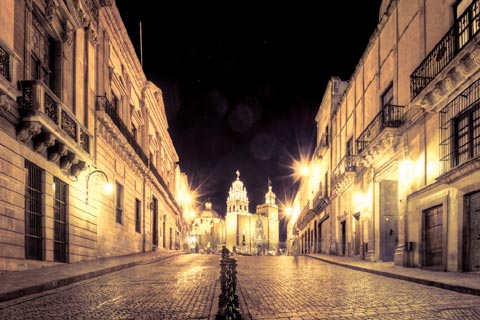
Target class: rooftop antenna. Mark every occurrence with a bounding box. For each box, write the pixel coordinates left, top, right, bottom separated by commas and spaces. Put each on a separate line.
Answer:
139, 21, 143, 68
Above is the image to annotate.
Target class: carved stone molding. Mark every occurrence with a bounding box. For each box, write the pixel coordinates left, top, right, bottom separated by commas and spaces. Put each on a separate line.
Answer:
33, 132, 55, 153
17, 121, 42, 143
87, 24, 98, 45
60, 151, 78, 170
0, 94, 13, 113
436, 157, 480, 184
332, 172, 355, 196
70, 160, 87, 177
48, 142, 68, 162
46, 0, 58, 20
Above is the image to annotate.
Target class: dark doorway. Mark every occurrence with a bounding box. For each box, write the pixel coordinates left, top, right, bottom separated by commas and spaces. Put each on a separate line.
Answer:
163, 221, 166, 249
152, 197, 158, 247
464, 191, 480, 272
341, 220, 346, 256
423, 205, 443, 268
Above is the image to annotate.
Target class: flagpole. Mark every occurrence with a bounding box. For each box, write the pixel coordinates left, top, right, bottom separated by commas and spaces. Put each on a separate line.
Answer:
140, 21, 143, 68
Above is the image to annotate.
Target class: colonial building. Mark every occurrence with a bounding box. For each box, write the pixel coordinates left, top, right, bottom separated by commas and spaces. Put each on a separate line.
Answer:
189, 200, 225, 253
0, 0, 188, 272
225, 171, 279, 255
290, 0, 480, 272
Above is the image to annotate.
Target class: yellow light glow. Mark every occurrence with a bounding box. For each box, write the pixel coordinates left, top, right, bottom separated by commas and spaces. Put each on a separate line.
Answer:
189, 210, 196, 219
300, 165, 309, 176
103, 182, 114, 194
285, 206, 293, 217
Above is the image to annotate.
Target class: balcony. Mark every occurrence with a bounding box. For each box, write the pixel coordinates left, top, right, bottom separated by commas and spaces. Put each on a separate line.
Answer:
356, 104, 404, 164
0, 44, 10, 82
95, 96, 182, 213
331, 155, 356, 195
296, 202, 315, 231
312, 186, 330, 215
410, 0, 480, 108
16, 80, 90, 177
314, 133, 329, 158
96, 96, 149, 166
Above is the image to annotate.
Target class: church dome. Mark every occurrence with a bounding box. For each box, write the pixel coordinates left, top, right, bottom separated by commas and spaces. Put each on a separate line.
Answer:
200, 200, 221, 219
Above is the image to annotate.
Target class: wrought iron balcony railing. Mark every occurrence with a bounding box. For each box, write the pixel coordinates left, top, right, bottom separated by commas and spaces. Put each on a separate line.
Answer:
96, 96, 149, 166
18, 80, 91, 154
331, 155, 356, 189
96, 96, 182, 213
312, 186, 329, 215
356, 104, 404, 154
0, 44, 10, 81
315, 133, 330, 156
410, 0, 480, 99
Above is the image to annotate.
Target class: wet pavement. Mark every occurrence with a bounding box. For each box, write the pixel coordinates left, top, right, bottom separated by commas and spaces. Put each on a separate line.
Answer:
1, 252, 480, 319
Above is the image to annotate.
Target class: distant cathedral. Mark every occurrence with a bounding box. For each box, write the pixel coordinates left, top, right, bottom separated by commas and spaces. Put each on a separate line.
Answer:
225, 170, 279, 255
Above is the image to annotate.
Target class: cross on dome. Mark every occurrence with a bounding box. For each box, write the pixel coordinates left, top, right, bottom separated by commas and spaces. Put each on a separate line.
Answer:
236, 170, 240, 180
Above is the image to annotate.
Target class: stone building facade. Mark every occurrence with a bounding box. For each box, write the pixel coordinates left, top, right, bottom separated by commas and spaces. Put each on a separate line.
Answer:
225, 171, 279, 255
290, 0, 480, 272
0, 0, 188, 271
189, 200, 225, 253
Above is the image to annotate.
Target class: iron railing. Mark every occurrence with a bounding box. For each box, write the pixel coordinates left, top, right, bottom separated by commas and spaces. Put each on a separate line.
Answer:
18, 81, 91, 154
318, 133, 329, 148
331, 155, 356, 188
410, 0, 480, 99
96, 96, 183, 214
312, 186, 329, 215
96, 96, 149, 166
356, 104, 404, 154
216, 247, 241, 320
439, 78, 480, 175
0, 44, 10, 81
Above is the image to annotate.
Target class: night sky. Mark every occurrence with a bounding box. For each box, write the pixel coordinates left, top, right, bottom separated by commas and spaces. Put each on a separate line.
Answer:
115, 1, 383, 227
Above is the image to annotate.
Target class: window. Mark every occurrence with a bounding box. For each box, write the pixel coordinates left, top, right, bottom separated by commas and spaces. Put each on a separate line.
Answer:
53, 177, 68, 263
381, 84, 393, 106
132, 123, 137, 141
25, 160, 43, 260
453, 103, 480, 167
135, 198, 141, 233
32, 16, 56, 92
346, 137, 353, 156
440, 79, 480, 174
115, 182, 123, 224
111, 93, 119, 111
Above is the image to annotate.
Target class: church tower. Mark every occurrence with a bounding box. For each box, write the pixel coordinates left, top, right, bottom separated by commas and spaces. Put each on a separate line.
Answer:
226, 170, 249, 215
225, 170, 250, 251
256, 178, 279, 253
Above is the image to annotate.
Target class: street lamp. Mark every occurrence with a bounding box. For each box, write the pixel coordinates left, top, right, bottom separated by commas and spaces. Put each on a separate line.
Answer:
85, 169, 113, 204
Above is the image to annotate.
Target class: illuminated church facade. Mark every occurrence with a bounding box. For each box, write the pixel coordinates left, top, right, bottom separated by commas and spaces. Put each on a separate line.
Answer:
225, 171, 279, 255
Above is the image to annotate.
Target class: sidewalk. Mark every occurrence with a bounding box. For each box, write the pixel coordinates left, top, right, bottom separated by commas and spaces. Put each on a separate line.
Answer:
306, 253, 480, 296
0, 250, 184, 302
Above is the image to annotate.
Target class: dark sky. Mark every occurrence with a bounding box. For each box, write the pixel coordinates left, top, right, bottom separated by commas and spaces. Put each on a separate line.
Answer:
115, 1, 383, 224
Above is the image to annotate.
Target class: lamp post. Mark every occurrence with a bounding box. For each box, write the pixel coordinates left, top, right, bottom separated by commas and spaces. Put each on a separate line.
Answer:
85, 169, 113, 204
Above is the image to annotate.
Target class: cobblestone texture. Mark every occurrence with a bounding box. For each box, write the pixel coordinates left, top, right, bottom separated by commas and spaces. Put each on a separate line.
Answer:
235, 256, 480, 320
1, 254, 480, 319
0, 255, 220, 320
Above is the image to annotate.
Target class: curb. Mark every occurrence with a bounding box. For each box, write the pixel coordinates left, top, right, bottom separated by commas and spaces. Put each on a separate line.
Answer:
306, 254, 480, 296
0, 252, 183, 303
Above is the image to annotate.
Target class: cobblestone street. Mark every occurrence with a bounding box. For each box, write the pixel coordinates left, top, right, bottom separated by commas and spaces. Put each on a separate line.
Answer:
1, 254, 480, 319
236, 256, 480, 320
